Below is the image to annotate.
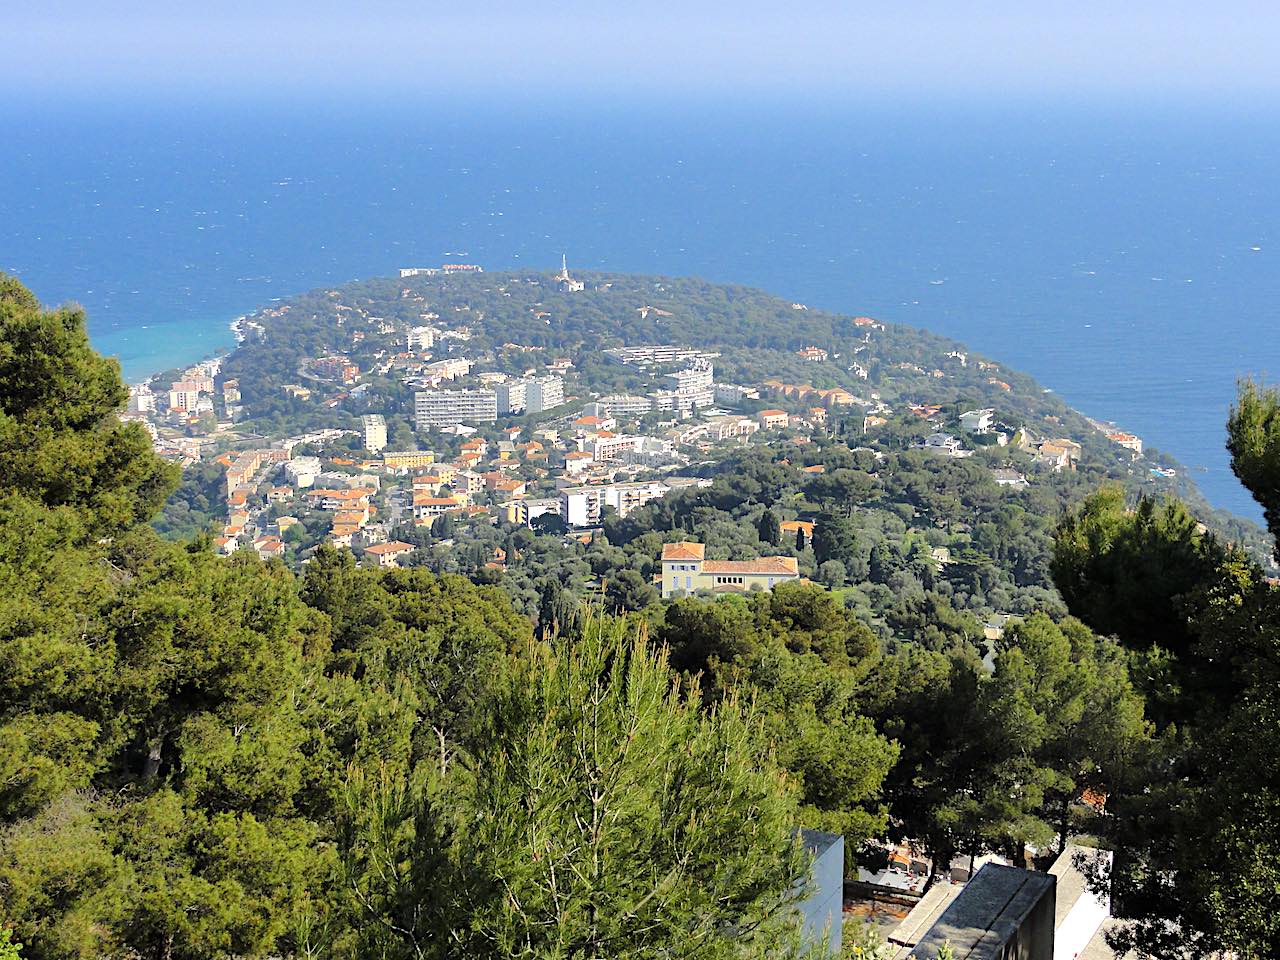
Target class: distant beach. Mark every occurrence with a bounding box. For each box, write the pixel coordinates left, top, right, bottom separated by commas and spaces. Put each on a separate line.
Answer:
93, 316, 236, 383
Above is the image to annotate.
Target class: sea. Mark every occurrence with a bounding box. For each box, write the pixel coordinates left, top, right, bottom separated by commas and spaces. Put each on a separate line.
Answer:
1, 95, 1276, 521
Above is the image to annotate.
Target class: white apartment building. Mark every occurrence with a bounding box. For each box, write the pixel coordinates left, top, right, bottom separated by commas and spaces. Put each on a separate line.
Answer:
605, 345, 717, 367
619, 437, 682, 467
663, 361, 714, 393
362, 414, 388, 453
713, 384, 759, 406
127, 385, 155, 414
284, 456, 323, 488
560, 480, 671, 527
495, 380, 528, 414
591, 434, 645, 462
595, 394, 653, 417
526, 376, 564, 414
414, 390, 498, 429
406, 326, 436, 351
649, 386, 716, 414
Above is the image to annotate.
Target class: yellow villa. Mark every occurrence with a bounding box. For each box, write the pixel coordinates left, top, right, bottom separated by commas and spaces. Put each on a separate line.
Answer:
660, 542, 800, 599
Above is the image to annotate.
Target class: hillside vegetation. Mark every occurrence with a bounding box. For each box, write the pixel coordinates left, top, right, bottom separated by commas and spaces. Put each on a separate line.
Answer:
3, 273, 1280, 959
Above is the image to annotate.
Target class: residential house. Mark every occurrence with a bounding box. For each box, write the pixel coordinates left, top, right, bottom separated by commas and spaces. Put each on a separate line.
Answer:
917, 433, 967, 457
660, 542, 800, 598
1106, 431, 1143, 455
992, 468, 1029, 488
1036, 439, 1082, 471
959, 408, 996, 434
362, 541, 416, 568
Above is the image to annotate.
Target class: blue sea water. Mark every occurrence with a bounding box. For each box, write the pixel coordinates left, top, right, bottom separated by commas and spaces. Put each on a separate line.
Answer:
0, 96, 1276, 520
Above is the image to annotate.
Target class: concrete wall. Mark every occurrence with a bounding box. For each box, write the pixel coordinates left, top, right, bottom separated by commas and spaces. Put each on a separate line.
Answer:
797, 830, 845, 955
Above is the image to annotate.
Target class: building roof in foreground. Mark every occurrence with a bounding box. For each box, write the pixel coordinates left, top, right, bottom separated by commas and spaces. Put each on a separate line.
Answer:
662, 541, 706, 562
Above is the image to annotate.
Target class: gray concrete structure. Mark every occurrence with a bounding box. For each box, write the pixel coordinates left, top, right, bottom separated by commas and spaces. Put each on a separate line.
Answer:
910, 863, 1055, 960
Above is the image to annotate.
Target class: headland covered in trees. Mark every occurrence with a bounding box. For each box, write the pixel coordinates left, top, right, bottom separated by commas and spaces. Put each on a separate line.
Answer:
4, 268, 1280, 959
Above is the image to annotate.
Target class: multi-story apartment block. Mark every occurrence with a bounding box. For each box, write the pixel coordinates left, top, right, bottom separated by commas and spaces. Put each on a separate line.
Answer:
414, 389, 498, 429
714, 383, 759, 406
663, 361, 714, 393
593, 394, 653, 417
127, 385, 156, 414
168, 384, 204, 412
560, 480, 670, 527
362, 414, 388, 453
406, 326, 436, 351
649, 386, 716, 414
525, 376, 565, 414
495, 380, 529, 414
284, 456, 323, 488
604, 345, 717, 367
312, 356, 360, 384
591, 434, 645, 462
381, 450, 436, 471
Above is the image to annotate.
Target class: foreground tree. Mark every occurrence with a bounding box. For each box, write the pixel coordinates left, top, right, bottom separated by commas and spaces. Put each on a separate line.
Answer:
1051, 380, 1280, 959
341, 613, 820, 960
0, 276, 177, 539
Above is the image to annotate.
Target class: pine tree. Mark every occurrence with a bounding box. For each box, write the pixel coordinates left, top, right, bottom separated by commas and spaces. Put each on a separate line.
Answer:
0, 275, 178, 538
440, 613, 813, 959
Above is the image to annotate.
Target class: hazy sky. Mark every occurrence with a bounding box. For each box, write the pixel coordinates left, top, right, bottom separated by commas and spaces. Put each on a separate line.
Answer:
8, 0, 1280, 103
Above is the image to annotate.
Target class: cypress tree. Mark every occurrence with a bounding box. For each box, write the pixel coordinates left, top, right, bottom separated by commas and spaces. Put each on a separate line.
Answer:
758, 508, 782, 546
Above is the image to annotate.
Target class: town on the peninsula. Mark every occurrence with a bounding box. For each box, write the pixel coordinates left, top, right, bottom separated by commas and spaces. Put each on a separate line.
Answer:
122, 259, 1263, 593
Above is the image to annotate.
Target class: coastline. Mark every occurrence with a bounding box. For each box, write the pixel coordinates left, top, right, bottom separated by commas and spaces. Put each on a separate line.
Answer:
91, 314, 240, 384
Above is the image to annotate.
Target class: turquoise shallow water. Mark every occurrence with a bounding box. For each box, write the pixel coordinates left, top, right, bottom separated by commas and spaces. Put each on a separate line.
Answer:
1, 96, 1275, 519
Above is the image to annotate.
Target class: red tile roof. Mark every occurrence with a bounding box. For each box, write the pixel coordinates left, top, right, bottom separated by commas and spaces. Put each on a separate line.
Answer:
662, 541, 706, 562
364, 541, 415, 555
701, 557, 799, 576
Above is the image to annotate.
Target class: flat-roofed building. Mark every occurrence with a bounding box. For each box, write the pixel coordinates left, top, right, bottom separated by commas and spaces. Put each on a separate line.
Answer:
414, 389, 497, 429
561, 480, 670, 527
905, 863, 1055, 960
594, 394, 653, 417
663, 361, 714, 393
362, 414, 388, 453
495, 380, 528, 414
382, 449, 436, 471
526, 376, 565, 414
406, 325, 435, 351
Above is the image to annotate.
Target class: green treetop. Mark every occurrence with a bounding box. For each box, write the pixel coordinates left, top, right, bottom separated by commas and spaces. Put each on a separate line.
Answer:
0, 275, 177, 538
